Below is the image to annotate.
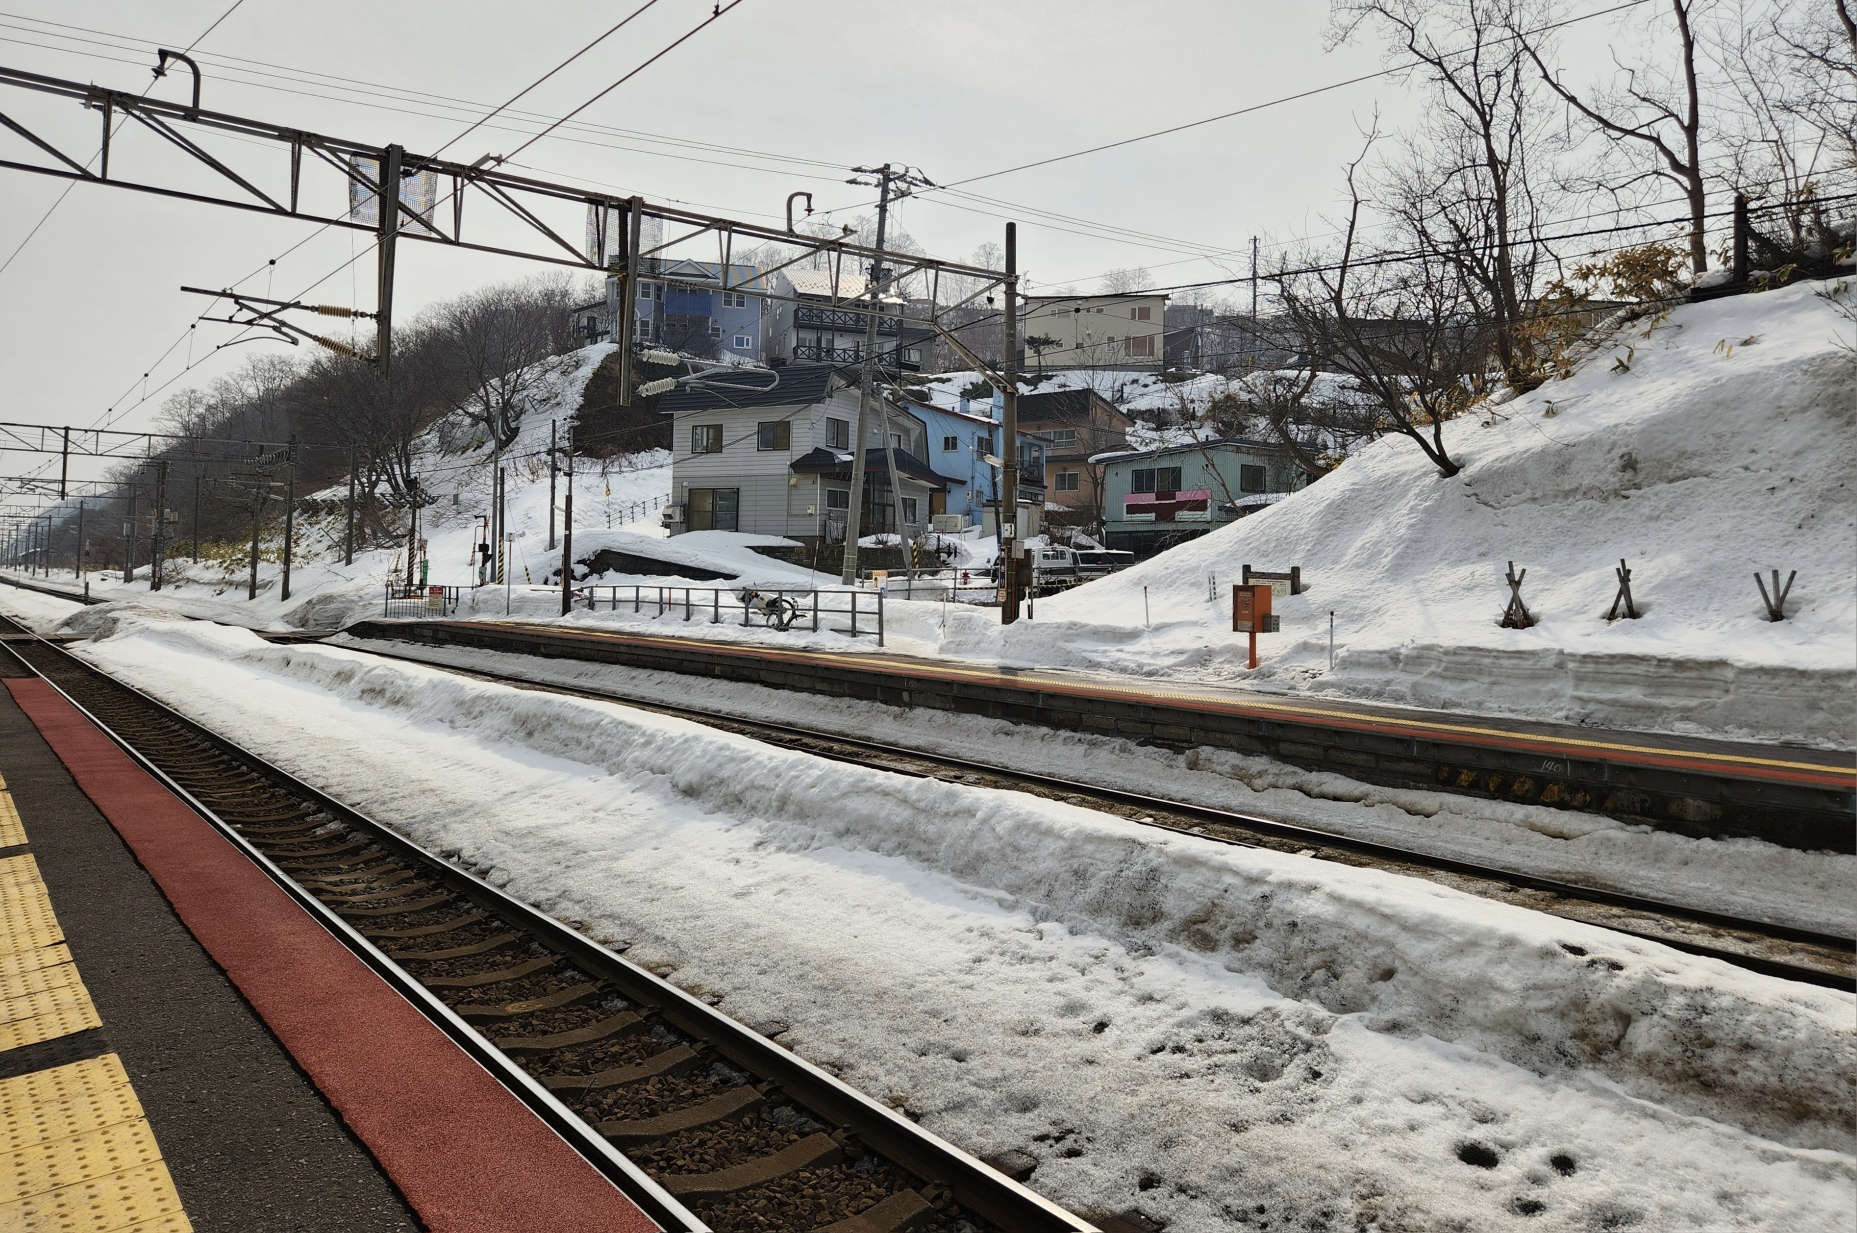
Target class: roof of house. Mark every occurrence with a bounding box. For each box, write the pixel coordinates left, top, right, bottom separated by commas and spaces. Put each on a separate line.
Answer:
775, 266, 904, 304
1090, 437, 1296, 466
1014, 387, 1131, 425
1024, 291, 1170, 303
656, 363, 841, 412
788, 446, 960, 489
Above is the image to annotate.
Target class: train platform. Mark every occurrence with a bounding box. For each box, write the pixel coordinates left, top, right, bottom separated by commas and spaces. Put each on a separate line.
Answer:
0, 660, 660, 1231
351, 617, 1857, 852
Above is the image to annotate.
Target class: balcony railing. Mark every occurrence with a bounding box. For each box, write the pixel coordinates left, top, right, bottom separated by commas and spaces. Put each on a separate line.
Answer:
791, 345, 916, 370
795, 305, 898, 333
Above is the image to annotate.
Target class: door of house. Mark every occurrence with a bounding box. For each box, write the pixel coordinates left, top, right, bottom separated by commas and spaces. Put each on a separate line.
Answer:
688, 488, 739, 532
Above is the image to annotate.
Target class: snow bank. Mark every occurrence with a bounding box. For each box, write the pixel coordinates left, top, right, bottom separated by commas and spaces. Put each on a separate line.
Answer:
85, 616, 1857, 1154
1011, 281, 1857, 747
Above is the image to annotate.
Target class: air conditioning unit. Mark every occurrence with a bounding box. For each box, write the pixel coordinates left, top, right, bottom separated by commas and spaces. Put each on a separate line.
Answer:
662, 504, 685, 525
930, 515, 967, 534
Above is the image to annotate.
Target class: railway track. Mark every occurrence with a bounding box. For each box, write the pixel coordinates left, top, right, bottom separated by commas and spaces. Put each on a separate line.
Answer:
0, 622, 1097, 1233
336, 633, 1856, 994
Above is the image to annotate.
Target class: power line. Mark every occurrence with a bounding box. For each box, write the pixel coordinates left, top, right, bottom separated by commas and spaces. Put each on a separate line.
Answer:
504, 0, 752, 162
0, 0, 245, 280
942, 0, 1656, 190
431, 0, 662, 158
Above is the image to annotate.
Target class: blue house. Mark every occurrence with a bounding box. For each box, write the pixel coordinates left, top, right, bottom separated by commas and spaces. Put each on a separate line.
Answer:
634, 258, 766, 363
905, 393, 1049, 530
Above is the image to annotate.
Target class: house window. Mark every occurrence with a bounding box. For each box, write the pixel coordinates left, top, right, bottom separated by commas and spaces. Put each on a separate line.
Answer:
721, 291, 748, 309
826, 417, 850, 449
825, 488, 849, 509
942, 435, 960, 452
734, 334, 753, 350
1050, 428, 1076, 447
1130, 305, 1151, 321
902, 498, 918, 524
1129, 335, 1155, 357
757, 421, 790, 451
977, 433, 993, 456
709, 321, 722, 337
687, 488, 738, 532
904, 348, 921, 362
638, 282, 662, 302
1055, 471, 1080, 492
888, 432, 902, 449
1240, 464, 1267, 493
691, 424, 723, 454
1157, 466, 1182, 492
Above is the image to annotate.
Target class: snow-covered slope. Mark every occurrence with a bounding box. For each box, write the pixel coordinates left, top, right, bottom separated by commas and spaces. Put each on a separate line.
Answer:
995, 281, 1857, 747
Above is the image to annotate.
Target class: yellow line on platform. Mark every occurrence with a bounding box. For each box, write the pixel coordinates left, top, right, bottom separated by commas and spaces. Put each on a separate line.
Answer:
481, 622, 1852, 781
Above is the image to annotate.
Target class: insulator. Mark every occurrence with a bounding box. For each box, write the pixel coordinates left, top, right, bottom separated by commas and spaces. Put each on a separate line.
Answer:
313, 304, 353, 317
641, 350, 681, 366
312, 334, 361, 359
637, 377, 677, 397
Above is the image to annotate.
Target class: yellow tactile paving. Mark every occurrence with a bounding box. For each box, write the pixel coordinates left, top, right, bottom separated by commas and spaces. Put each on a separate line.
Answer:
0, 1055, 142, 1154
0, 796, 194, 1233
0, 786, 26, 848
0, 941, 73, 981
0, 964, 104, 1052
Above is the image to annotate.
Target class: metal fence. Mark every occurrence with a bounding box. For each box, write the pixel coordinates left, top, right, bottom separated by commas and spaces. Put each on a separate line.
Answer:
580, 584, 886, 645
384, 584, 461, 618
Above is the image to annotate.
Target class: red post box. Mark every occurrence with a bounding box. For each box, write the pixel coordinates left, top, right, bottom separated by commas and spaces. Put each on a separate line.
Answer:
1233, 584, 1278, 669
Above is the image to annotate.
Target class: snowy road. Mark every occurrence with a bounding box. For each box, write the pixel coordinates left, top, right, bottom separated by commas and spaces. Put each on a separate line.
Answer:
14, 606, 1856, 1232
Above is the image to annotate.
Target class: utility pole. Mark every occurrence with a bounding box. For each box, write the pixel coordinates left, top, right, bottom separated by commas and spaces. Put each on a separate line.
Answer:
280, 438, 295, 602
124, 482, 136, 585
59, 426, 69, 499
75, 500, 85, 597
1250, 235, 1259, 324
247, 483, 262, 601
344, 445, 357, 565
375, 144, 401, 380
548, 420, 558, 551
150, 459, 169, 592
1001, 222, 1022, 624
559, 464, 574, 616
405, 479, 419, 590
842, 163, 900, 585
192, 474, 202, 561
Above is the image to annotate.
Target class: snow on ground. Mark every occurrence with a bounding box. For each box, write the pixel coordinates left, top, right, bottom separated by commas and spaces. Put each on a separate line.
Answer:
49, 611, 1857, 1233
1009, 282, 1857, 748
319, 635, 1857, 938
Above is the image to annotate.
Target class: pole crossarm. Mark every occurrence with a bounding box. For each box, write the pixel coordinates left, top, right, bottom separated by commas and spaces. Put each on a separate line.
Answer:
0, 420, 294, 455
0, 62, 1009, 285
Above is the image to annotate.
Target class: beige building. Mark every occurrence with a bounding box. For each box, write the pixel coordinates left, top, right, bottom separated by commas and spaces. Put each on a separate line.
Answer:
1023, 292, 1169, 370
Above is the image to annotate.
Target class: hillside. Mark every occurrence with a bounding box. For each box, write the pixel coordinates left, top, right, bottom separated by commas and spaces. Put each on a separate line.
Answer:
978, 280, 1857, 747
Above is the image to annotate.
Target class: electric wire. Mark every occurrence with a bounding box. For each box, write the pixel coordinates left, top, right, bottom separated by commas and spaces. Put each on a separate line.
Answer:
0, 0, 246, 280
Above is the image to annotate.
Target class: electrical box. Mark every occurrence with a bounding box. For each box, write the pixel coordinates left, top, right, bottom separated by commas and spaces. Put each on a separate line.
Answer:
931, 514, 966, 534
1232, 584, 1279, 633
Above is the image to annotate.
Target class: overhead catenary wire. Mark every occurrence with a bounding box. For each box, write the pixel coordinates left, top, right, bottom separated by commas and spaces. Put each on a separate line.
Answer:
0, 0, 246, 281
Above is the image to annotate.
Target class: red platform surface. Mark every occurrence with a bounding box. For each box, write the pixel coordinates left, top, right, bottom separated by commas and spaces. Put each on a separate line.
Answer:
6, 676, 661, 1233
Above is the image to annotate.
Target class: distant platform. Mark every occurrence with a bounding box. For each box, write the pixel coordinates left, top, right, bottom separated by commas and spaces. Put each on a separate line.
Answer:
351, 617, 1857, 853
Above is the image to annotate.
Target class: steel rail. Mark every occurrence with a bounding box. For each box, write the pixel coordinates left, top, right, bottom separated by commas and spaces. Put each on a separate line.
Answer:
0, 616, 1097, 1233
334, 632, 1856, 992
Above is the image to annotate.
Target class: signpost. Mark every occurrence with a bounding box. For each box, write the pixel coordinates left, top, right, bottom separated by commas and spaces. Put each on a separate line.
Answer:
1232, 584, 1279, 670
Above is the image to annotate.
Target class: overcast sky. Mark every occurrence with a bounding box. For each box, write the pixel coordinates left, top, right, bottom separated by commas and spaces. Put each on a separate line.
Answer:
0, 0, 1639, 483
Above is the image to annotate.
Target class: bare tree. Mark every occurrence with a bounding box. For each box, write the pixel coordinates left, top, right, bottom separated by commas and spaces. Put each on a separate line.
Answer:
1769, 0, 1857, 172
1334, 0, 1555, 391
1521, 0, 1713, 273
1099, 267, 1156, 293
436, 276, 577, 450
1275, 145, 1486, 478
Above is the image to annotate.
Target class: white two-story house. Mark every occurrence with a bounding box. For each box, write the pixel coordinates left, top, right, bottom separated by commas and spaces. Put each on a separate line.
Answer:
661, 363, 959, 545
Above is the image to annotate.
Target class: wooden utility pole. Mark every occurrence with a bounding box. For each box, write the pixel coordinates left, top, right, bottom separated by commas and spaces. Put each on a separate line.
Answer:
124, 482, 136, 585
344, 444, 357, 565
280, 439, 296, 601
559, 466, 574, 616
149, 460, 169, 592
841, 165, 896, 586
548, 419, 558, 550
192, 474, 202, 561
1000, 222, 1021, 624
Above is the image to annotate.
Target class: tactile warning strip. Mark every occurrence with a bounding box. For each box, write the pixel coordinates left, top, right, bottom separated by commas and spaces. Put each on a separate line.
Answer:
0, 784, 192, 1232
